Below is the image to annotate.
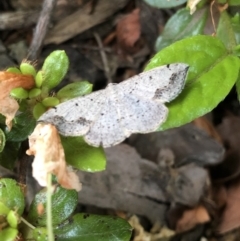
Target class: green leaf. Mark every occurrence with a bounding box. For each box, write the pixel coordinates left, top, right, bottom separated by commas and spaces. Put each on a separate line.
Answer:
57, 81, 93, 102
61, 136, 106, 172
20, 63, 36, 77
0, 227, 18, 241
42, 50, 69, 90
0, 128, 6, 153
55, 213, 133, 241
28, 186, 78, 227
146, 35, 240, 130
32, 227, 48, 241
155, 8, 207, 51
229, 0, 240, 5
0, 142, 20, 170
216, 11, 237, 51
143, 0, 187, 8
0, 178, 25, 215
232, 13, 240, 45
5, 112, 36, 142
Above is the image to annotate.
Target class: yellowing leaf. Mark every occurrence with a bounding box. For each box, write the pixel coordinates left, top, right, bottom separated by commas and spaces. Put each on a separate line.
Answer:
26, 123, 82, 192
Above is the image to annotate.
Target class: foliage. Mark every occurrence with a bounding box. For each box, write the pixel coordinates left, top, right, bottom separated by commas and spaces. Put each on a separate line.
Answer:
1, 0, 240, 240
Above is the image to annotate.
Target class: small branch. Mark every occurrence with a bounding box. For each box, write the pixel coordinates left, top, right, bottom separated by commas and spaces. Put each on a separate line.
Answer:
93, 32, 112, 84
28, 0, 57, 60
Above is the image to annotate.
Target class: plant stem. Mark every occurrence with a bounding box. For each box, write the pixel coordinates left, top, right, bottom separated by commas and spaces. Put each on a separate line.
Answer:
21, 217, 36, 230
47, 173, 54, 241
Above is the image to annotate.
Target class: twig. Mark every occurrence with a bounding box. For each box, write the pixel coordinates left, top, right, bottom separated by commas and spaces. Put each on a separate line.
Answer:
93, 32, 112, 83
28, 0, 57, 60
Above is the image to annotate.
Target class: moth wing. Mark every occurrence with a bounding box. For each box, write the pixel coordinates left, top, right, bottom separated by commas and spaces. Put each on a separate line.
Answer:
115, 84, 168, 134
38, 90, 106, 136
119, 63, 189, 102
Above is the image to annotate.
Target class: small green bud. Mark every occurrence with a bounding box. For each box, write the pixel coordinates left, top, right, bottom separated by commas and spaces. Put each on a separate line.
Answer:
33, 103, 47, 120
20, 62, 36, 76
0, 227, 18, 241
42, 97, 60, 107
35, 71, 44, 88
29, 88, 42, 99
6, 67, 21, 74
7, 210, 19, 228
10, 87, 28, 99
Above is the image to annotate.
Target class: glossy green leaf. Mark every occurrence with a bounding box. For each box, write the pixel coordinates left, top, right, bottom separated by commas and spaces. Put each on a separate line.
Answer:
143, 0, 187, 8
5, 112, 36, 142
42, 50, 69, 90
28, 186, 78, 226
55, 213, 133, 241
0, 142, 20, 170
57, 81, 93, 102
216, 11, 237, 51
155, 8, 207, 51
61, 136, 106, 172
0, 128, 6, 153
146, 35, 240, 130
0, 178, 25, 215
0, 227, 18, 241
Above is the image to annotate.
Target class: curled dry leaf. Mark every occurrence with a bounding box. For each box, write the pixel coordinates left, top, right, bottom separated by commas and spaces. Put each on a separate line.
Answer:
176, 205, 210, 233
0, 71, 35, 129
116, 8, 141, 49
26, 123, 82, 192
0, 96, 19, 130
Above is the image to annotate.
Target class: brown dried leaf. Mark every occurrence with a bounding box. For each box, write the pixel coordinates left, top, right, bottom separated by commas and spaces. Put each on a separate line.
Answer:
217, 178, 240, 234
0, 71, 35, 128
0, 71, 35, 98
0, 96, 19, 130
26, 123, 82, 191
116, 8, 141, 48
176, 205, 210, 233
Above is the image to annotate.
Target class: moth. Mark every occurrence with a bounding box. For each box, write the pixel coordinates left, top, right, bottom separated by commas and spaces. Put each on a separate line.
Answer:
39, 63, 189, 147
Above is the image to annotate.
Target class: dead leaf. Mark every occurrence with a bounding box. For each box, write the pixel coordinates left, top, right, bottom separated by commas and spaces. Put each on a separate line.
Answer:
187, 0, 202, 14
0, 71, 35, 98
0, 71, 35, 129
116, 8, 141, 49
217, 178, 240, 234
128, 215, 175, 241
0, 96, 19, 130
176, 205, 210, 233
26, 123, 82, 192
193, 116, 222, 144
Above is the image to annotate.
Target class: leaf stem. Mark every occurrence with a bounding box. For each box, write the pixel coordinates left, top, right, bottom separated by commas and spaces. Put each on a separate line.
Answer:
47, 172, 54, 241
21, 217, 36, 230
